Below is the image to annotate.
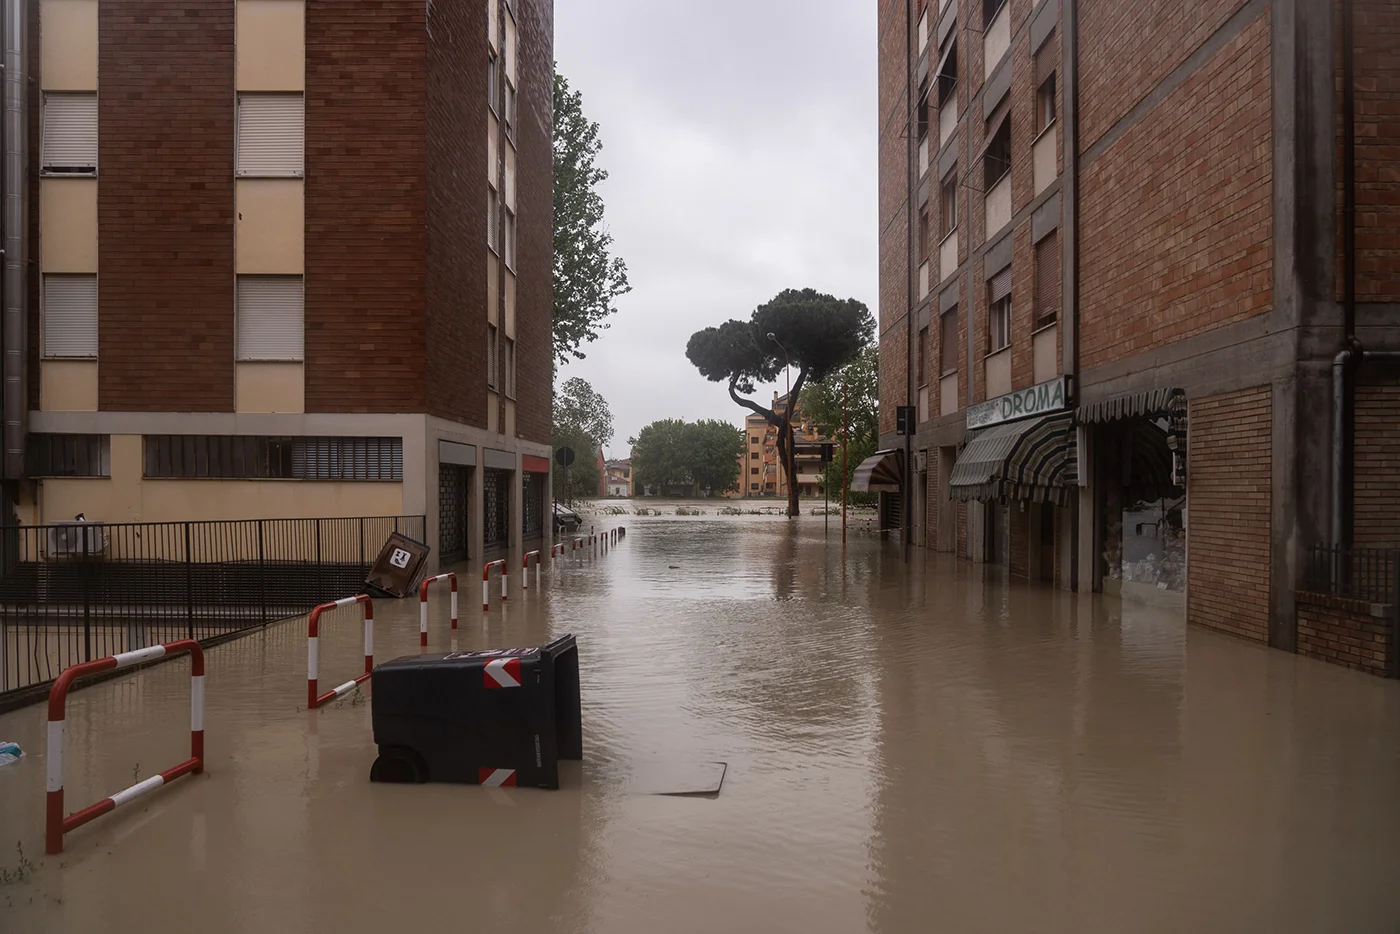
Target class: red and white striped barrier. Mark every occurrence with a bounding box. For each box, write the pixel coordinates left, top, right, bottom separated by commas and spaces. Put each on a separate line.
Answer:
307, 594, 374, 709
550, 542, 566, 560
418, 573, 458, 648
483, 559, 508, 611
46, 640, 205, 855
523, 551, 541, 590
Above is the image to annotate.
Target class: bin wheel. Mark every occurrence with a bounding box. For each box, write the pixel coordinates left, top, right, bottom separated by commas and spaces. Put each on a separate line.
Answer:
370, 747, 428, 784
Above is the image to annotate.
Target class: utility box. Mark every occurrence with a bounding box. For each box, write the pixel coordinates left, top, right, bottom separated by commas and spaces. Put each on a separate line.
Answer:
369, 634, 582, 789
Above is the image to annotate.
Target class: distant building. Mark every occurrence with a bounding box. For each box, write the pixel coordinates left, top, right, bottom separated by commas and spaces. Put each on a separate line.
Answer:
741, 393, 835, 498
604, 459, 633, 497
595, 448, 608, 497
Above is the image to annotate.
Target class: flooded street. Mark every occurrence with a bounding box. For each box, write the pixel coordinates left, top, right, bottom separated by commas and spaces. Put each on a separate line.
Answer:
2, 511, 1400, 932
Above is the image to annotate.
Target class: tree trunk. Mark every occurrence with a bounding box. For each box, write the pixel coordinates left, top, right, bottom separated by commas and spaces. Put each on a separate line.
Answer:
777, 411, 800, 517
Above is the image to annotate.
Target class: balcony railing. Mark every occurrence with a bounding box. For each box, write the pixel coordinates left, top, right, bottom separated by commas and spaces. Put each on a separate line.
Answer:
1303, 545, 1398, 604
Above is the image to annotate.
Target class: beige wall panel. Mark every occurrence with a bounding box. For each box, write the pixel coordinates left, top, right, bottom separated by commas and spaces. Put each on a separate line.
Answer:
40, 360, 98, 412
505, 145, 517, 211
488, 115, 499, 182
40, 178, 98, 272
236, 179, 305, 273
505, 399, 516, 438
488, 391, 499, 433
236, 362, 305, 413
41, 0, 98, 91
487, 258, 500, 327
236, 0, 306, 91
505, 272, 516, 337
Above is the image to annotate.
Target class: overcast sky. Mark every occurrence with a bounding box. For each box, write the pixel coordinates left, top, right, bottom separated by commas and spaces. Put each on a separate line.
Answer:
553, 0, 878, 457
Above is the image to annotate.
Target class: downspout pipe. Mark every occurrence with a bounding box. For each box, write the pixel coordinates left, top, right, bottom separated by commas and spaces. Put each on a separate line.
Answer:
2, 0, 26, 482
1333, 0, 1358, 550
903, 0, 914, 562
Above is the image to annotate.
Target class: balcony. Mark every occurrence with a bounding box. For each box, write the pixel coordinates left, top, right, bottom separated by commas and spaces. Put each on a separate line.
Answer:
939, 100, 957, 148
985, 347, 1011, 398
1033, 123, 1058, 196
940, 372, 959, 416
939, 229, 958, 282
919, 134, 930, 178
919, 260, 931, 300
1033, 322, 1058, 384
983, 2, 1009, 80
984, 172, 1011, 238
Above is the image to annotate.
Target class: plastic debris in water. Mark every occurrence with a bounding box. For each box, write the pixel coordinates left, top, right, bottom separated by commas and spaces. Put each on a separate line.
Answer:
0, 741, 22, 767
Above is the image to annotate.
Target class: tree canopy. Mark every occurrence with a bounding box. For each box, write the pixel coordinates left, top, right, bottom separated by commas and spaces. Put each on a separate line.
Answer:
686, 288, 872, 514
798, 344, 879, 505
553, 71, 631, 366
629, 419, 690, 493
628, 418, 745, 496
553, 376, 613, 451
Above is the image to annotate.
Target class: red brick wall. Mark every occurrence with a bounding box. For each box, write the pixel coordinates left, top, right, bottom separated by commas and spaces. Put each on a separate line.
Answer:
510, 0, 555, 445
879, 323, 909, 437
1079, 10, 1272, 372
1355, 375, 1400, 548
305, 0, 427, 414
879, 0, 910, 439
423, 0, 488, 429
97, 0, 236, 412
1187, 386, 1272, 643
957, 500, 969, 559
1009, 502, 1029, 577
25, 5, 41, 406
1349, 0, 1400, 301
1297, 592, 1393, 676
925, 448, 940, 547
1078, 0, 1249, 149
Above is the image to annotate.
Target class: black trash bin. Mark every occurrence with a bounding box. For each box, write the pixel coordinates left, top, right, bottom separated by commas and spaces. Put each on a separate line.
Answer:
369, 634, 582, 789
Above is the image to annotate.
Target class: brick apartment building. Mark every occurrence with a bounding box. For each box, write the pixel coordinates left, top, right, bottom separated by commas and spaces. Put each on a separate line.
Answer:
2, 0, 553, 567
876, 0, 1400, 665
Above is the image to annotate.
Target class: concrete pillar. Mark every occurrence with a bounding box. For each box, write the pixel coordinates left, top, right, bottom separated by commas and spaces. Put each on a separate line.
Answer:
470, 449, 485, 565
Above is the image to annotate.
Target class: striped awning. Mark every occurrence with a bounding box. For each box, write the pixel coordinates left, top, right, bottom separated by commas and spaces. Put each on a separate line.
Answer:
1076, 387, 1187, 484
949, 412, 1077, 506
851, 449, 903, 493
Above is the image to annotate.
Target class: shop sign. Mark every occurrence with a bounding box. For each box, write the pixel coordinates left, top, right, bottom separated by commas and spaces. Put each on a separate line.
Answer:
966, 376, 1068, 430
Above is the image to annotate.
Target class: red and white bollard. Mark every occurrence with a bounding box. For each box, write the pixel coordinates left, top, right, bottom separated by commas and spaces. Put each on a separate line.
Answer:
551, 542, 566, 560
307, 594, 374, 709
483, 559, 508, 611
46, 640, 206, 855
419, 573, 458, 648
523, 551, 541, 590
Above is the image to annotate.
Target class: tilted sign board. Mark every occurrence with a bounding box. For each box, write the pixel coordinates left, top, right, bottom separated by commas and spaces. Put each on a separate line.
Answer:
366, 532, 431, 598
966, 376, 1069, 430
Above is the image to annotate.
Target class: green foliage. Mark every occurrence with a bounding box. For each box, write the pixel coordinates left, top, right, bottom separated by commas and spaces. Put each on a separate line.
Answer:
553, 376, 613, 450
552, 426, 599, 503
628, 418, 745, 495
629, 419, 691, 493
686, 288, 872, 514
686, 419, 746, 494
799, 344, 880, 506
553, 71, 631, 366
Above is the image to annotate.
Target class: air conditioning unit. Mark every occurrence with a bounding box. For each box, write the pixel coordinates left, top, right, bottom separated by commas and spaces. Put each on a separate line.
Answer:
48, 521, 105, 557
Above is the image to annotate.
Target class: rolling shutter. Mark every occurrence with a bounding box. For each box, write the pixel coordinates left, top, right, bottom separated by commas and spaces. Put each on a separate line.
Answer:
236, 94, 304, 177
989, 268, 1012, 303
42, 94, 98, 172
237, 275, 304, 360
42, 275, 98, 358
1035, 232, 1059, 323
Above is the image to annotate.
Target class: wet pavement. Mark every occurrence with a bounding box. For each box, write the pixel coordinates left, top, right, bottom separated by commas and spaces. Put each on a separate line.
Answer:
2, 509, 1399, 932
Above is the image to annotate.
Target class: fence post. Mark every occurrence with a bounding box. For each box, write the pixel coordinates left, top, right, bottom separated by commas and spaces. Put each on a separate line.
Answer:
315, 519, 323, 597
359, 517, 366, 567
1391, 552, 1399, 680
258, 519, 267, 626
81, 527, 92, 663
184, 523, 194, 642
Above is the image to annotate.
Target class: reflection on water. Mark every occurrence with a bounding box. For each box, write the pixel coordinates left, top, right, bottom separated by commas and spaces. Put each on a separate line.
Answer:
2, 512, 1399, 933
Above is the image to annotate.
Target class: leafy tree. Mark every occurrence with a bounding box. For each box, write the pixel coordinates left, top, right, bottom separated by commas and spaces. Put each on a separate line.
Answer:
553, 71, 631, 366
685, 419, 745, 495
686, 288, 872, 516
629, 419, 692, 494
799, 344, 879, 504
553, 377, 613, 451
552, 426, 599, 505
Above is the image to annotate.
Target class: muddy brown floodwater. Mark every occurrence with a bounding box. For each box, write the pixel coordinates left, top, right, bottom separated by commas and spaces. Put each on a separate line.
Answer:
2, 512, 1400, 932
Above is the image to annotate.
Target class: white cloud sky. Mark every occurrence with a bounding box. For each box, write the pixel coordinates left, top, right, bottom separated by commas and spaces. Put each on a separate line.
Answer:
553, 0, 877, 456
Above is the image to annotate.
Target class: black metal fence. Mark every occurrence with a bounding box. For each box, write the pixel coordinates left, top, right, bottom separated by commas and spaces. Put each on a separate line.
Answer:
1302, 544, 1399, 604
0, 515, 424, 702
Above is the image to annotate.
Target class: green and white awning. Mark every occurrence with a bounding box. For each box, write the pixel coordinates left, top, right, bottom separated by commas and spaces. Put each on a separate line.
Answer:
1076, 387, 1187, 485
949, 412, 1077, 506
851, 449, 903, 493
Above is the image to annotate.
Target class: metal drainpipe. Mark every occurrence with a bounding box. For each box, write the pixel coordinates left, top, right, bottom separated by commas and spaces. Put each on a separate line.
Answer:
1062, 0, 1081, 588
1332, 0, 1358, 550
903, 0, 915, 562
2, 0, 27, 482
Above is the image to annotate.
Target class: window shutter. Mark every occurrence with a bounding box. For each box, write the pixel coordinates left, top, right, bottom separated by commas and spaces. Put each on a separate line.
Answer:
42, 274, 98, 358
237, 276, 304, 360
487, 185, 499, 252
42, 94, 98, 171
989, 268, 1012, 303
237, 94, 304, 177
940, 306, 958, 374
1035, 232, 1059, 322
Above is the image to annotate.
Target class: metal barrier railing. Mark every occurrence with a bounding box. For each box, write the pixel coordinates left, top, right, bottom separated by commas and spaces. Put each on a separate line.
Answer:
1303, 544, 1399, 603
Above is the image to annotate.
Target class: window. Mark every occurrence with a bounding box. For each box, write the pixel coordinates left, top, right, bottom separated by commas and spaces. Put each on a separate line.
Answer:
42, 274, 98, 359
1037, 73, 1057, 134
988, 269, 1012, 353
143, 436, 403, 480
937, 41, 958, 108
505, 78, 517, 135
236, 93, 304, 177
42, 93, 97, 175
503, 336, 516, 397
504, 207, 516, 270
1035, 231, 1059, 325
27, 434, 109, 478
487, 184, 500, 253
918, 205, 931, 261
916, 80, 930, 140
488, 50, 499, 114
487, 323, 498, 389
940, 174, 958, 237
917, 326, 929, 386
237, 275, 304, 361
982, 0, 1006, 27
750, 452, 759, 460
751, 467, 759, 475
983, 117, 1011, 190
940, 305, 959, 375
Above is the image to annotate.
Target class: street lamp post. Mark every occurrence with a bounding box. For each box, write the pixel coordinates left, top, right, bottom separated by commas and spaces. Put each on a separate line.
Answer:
767, 332, 795, 517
